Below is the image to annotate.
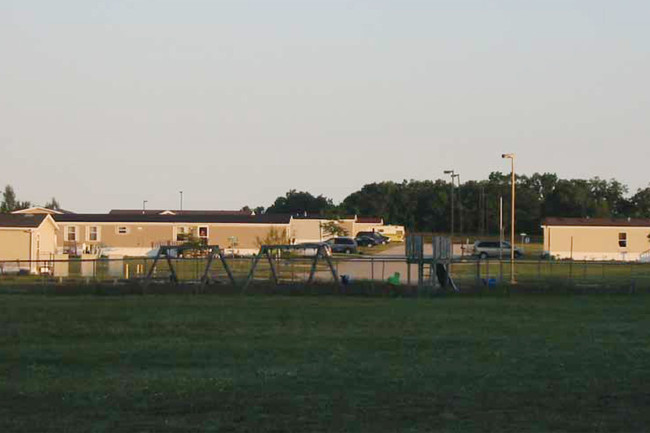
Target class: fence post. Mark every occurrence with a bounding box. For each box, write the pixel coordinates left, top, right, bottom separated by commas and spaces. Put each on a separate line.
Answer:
407, 262, 411, 286
499, 259, 503, 282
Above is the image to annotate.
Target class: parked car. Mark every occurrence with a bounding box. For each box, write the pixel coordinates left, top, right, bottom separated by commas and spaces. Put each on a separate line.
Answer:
355, 235, 380, 247
474, 241, 524, 259
473, 241, 523, 259
326, 237, 358, 254
295, 242, 332, 257
356, 231, 390, 245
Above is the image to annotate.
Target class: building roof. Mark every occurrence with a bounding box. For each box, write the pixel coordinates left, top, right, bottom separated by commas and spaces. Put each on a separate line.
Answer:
108, 209, 253, 216
11, 206, 75, 215
292, 214, 356, 220
356, 217, 384, 224
0, 214, 48, 228
542, 217, 650, 228
53, 213, 291, 224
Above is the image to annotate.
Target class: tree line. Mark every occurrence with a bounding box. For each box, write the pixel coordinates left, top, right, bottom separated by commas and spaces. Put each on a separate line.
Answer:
0, 185, 60, 213
256, 173, 650, 235
4, 174, 650, 236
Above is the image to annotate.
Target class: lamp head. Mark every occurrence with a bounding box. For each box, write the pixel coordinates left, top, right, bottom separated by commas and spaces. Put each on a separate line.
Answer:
443, 170, 454, 174
501, 153, 514, 159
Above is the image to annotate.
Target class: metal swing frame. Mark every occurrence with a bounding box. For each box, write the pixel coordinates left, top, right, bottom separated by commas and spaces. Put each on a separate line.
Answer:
241, 244, 343, 291
143, 245, 237, 289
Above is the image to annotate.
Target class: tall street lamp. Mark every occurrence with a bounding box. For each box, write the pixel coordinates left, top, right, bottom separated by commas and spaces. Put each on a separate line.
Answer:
501, 153, 516, 284
443, 170, 455, 239
179, 191, 183, 214
452, 173, 463, 235
142, 200, 148, 214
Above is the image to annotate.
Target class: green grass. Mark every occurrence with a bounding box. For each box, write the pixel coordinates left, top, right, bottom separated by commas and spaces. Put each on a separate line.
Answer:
3, 292, 650, 432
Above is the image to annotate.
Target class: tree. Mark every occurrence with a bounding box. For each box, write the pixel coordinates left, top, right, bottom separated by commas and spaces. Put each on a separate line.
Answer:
0, 185, 17, 213
321, 220, 348, 238
0, 185, 30, 213
255, 227, 289, 247
544, 179, 592, 218
45, 197, 61, 211
630, 187, 650, 217
265, 190, 334, 215
588, 177, 628, 217
252, 173, 648, 237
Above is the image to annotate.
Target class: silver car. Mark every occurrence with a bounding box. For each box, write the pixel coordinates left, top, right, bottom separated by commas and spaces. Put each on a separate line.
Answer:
326, 237, 358, 254
473, 241, 523, 259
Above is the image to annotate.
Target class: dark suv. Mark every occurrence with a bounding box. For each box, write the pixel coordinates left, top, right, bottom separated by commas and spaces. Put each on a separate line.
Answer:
356, 231, 389, 245
326, 237, 358, 254
355, 235, 379, 247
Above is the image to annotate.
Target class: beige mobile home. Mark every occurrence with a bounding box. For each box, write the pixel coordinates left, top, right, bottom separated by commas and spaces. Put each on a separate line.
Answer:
290, 216, 357, 243
54, 213, 292, 257
542, 217, 650, 261
0, 214, 59, 273
289, 216, 396, 243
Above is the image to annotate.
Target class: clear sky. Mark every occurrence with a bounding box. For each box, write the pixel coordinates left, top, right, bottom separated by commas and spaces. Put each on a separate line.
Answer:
1, 0, 649, 212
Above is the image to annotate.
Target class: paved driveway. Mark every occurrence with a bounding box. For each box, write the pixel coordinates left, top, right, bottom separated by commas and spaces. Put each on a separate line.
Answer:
316, 243, 418, 284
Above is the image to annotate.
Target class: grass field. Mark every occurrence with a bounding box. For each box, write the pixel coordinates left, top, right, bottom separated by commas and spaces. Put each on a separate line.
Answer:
3, 291, 650, 432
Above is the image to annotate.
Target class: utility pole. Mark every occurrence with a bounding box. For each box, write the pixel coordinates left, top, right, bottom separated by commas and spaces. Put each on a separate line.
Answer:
499, 196, 503, 260
179, 191, 183, 214
502, 154, 516, 284
454, 173, 463, 235
444, 170, 456, 239
142, 200, 148, 214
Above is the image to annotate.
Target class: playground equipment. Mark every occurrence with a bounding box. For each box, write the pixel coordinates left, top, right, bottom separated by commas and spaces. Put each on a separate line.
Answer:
405, 235, 458, 291
143, 245, 236, 289
242, 244, 342, 291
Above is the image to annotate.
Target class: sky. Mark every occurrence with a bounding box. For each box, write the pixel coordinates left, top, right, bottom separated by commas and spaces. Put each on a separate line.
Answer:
1, 0, 649, 212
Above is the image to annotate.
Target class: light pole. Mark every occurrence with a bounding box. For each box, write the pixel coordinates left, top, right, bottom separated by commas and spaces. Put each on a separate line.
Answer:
142, 200, 148, 214
179, 191, 183, 214
443, 170, 455, 239
501, 153, 516, 284
452, 173, 463, 236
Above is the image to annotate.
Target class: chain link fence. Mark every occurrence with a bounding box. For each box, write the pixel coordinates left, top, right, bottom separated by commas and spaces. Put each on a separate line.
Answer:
2, 255, 650, 292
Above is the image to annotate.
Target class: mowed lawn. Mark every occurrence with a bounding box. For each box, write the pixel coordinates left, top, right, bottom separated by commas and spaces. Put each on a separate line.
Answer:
2, 293, 650, 432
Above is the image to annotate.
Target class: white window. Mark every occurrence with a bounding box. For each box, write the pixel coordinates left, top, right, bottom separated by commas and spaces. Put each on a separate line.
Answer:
117, 226, 129, 235
66, 226, 77, 242
176, 226, 189, 241
88, 226, 100, 242
618, 232, 627, 248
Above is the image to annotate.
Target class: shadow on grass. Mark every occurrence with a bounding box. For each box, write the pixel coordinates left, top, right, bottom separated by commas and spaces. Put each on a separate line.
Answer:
1, 276, 649, 298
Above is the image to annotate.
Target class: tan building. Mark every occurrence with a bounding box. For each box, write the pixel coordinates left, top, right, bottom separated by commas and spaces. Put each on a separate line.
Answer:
289, 216, 401, 243
3, 207, 398, 260
289, 216, 356, 243
0, 214, 59, 273
53, 213, 292, 257
542, 217, 650, 261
